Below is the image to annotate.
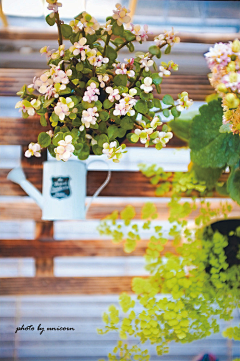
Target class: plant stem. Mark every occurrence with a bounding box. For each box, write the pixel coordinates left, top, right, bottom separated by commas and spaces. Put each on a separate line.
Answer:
68, 79, 83, 96
130, 53, 154, 89
55, 12, 63, 46
103, 34, 111, 57
115, 40, 130, 52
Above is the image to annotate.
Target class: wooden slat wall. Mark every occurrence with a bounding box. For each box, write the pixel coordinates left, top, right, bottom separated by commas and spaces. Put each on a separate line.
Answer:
0, 33, 238, 296
0, 28, 238, 43
0, 277, 134, 295
0, 69, 213, 99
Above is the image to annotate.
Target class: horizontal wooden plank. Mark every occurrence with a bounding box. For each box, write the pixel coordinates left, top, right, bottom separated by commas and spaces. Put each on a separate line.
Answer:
0, 196, 237, 221
0, 28, 237, 44
0, 276, 135, 295
0, 68, 212, 99
0, 239, 176, 257
0, 116, 187, 147
0, 168, 229, 198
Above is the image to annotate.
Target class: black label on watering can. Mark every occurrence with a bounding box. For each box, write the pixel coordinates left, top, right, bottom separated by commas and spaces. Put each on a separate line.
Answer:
50, 177, 71, 199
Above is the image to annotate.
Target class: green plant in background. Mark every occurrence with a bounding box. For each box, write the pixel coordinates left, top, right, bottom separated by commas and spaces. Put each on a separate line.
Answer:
98, 190, 240, 359
170, 98, 240, 204
15, 0, 193, 163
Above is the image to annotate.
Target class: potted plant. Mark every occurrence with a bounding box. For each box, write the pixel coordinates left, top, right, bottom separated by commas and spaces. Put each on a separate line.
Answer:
15, 0, 192, 163
9, 0, 193, 220
97, 195, 240, 359
169, 39, 240, 205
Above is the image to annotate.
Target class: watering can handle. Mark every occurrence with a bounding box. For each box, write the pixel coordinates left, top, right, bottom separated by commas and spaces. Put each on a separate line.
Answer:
85, 159, 111, 215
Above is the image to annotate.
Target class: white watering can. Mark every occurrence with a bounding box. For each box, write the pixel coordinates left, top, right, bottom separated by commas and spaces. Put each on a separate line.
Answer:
7, 160, 111, 220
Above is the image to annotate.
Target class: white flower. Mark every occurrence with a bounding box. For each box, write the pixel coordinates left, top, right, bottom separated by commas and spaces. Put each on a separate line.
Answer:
51, 45, 65, 59
113, 92, 137, 117
106, 87, 121, 102
69, 19, 81, 33
15, 99, 41, 116
25, 142, 41, 158
101, 20, 112, 35
47, 0, 62, 12
81, 106, 99, 128
139, 53, 154, 72
102, 141, 126, 163
126, 24, 150, 42
176, 91, 193, 112
140, 77, 153, 93
112, 3, 131, 26
98, 74, 110, 88
79, 12, 100, 35
46, 130, 54, 138
115, 63, 135, 78
54, 135, 75, 162
158, 65, 171, 77
153, 131, 173, 147
88, 53, 109, 67
134, 128, 153, 146
54, 97, 74, 121
83, 82, 100, 103
150, 116, 162, 129
69, 37, 88, 59
154, 28, 180, 47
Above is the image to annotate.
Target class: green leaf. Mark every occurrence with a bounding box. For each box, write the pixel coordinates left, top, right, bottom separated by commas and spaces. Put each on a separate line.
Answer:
98, 134, 109, 147
149, 45, 161, 56
103, 99, 113, 109
61, 24, 73, 38
163, 108, 170, 117
171, 107, 181, 118
46, 14, 55, 26
40, 114, 47, 127
107, 125, 119, 140
130, 133, 139, 143
165, 44, 171, 54
120, 116, 135, 130
151, 73, 162, 86
134, 100, 148, 114
78, 144, 90, 160
38, 132, 51, 148
82, 68, 92, 75
76, 62, 84, 72
162, 95, 174, 106
113, 74, 128, 87
227, 166, 240, 204
72, 117, 81, 126
126, 42, 134, 52
112, 21, 124, 36
169, 117, 194, 142
43, 97, 55, 108
123, 30, 136, 42
189, 99, 240, 168
92, 145, 103, 155
99, 110, 109, 121
52, 132, 64, 146
192, 163, 223, 190
106, 46, 117, 62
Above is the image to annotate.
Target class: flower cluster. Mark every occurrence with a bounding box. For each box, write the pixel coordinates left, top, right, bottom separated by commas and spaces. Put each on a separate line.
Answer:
16, 2, 192, 161
205, 39, 240, 134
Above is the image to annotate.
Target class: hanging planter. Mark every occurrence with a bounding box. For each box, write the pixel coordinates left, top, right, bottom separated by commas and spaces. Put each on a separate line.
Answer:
203, 218, 240, 285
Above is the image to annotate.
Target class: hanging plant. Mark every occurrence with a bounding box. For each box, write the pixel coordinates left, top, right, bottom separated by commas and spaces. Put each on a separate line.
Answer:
15, 0, 193, 163
98, 194, 240, 359
168, 39, 240, 204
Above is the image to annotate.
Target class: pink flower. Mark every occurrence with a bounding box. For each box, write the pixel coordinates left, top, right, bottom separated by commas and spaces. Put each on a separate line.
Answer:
83, 82, 100, 103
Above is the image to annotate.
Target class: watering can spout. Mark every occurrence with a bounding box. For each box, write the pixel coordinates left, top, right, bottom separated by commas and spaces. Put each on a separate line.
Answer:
7, 167, 44, 209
